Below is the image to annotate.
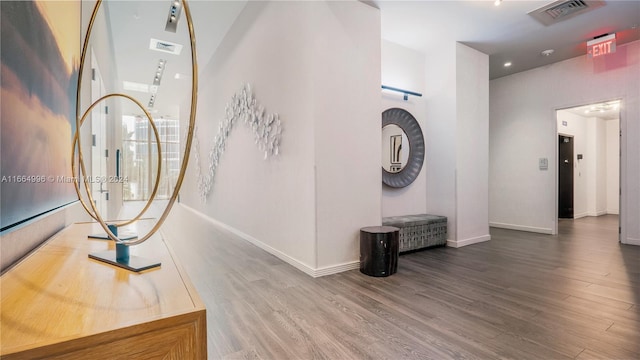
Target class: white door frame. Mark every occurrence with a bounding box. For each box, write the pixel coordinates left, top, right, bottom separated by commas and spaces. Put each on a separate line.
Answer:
553, 97, 624, 241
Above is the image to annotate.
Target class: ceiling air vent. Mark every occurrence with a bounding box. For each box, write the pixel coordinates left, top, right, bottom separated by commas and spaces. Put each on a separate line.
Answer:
528, 0, 605, 26
149, 38, 183, 55
156, 42, 175, 52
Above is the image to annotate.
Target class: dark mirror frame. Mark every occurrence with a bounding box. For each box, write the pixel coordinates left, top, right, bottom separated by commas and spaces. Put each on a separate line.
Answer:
381, 108, 425, 188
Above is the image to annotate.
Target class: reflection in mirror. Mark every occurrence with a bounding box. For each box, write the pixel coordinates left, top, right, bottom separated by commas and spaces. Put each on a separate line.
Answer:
80, 0, 195, 220
382, 124, 409, 173
381, 108, 425, 188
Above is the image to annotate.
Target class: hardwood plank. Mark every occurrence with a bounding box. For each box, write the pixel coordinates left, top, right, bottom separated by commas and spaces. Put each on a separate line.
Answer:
156, 204, 639, 360
328, 285, 500, 359
560, 296, 638, 328
577, 345, 640, 360
491, 332, 575, 359
578, 282, 639, 304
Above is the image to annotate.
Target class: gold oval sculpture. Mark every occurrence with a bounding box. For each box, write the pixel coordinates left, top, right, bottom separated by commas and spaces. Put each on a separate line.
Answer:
72, 93, 163, 228
73, 0, 198, 248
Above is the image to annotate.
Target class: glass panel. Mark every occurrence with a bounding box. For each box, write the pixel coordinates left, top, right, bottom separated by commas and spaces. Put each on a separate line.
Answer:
122, 115, 179, 201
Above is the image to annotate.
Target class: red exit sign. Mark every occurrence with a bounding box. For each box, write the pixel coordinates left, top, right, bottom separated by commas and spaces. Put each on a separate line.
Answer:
587, 34, 616, 58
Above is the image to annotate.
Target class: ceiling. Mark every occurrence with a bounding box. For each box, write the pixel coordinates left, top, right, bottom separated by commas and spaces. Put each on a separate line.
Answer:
561, 99, 621, 120
375, 0, 640, 80
102, 1, 247, 119
100, 0, 639, 119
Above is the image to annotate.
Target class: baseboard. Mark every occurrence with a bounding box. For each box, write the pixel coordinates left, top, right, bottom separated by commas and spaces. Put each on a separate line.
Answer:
179, 204, 356, 278
489, 222, 553, 235
574, 212, 589, 219
623, 237, 640, 246
585, 211, 607, 217
606, 209, 620, 215
314, 261, 360, 277
447, 234, 491, 248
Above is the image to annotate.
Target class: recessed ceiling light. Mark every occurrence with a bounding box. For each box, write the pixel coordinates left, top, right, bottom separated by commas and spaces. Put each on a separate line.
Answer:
494, 0, 502, 6
504, 62, 512, 67
541, 49, 554, 57
165, 1, 183, 33
153, 59, 166, 86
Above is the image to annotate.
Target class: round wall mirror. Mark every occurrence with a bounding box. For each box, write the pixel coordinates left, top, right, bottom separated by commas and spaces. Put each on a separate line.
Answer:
381, 108, 424, 188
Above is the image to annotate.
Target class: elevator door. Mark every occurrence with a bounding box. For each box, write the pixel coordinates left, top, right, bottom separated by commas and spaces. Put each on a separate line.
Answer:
559, 135, 574, 219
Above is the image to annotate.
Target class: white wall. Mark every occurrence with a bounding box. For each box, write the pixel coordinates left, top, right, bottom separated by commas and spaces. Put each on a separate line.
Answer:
179, 1, 317, 271
454, 43, 490, 247
424, 42, 458, 239
586, 118, 597, 215
490, 40, 639, 245
381, 40, 427, 217
177, 1, 381, 276
422, 42, 490, 247
606, 119, 620, 214
312, 2, 381, 271
595, 117, 607, 215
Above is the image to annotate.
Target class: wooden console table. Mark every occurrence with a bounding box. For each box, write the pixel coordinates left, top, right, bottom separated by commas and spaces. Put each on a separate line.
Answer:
0, 220, 206, 359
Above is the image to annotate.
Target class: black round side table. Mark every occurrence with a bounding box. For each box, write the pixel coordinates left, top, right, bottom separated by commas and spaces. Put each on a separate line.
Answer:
359, 226, 399, 277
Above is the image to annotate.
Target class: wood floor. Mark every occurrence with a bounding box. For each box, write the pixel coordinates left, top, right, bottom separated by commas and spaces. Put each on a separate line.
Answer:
161, 213, 638, 360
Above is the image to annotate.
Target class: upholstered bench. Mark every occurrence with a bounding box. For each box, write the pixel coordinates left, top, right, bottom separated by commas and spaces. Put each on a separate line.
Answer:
382, 214, 447, 253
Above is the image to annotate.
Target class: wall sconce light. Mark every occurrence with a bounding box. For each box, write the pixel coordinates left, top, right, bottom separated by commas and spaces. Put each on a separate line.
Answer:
381, 85, 423, 101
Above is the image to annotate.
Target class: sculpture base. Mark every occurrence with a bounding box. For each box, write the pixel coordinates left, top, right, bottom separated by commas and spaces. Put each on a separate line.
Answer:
88, 232, 137, 240
89, 251, 161, 272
